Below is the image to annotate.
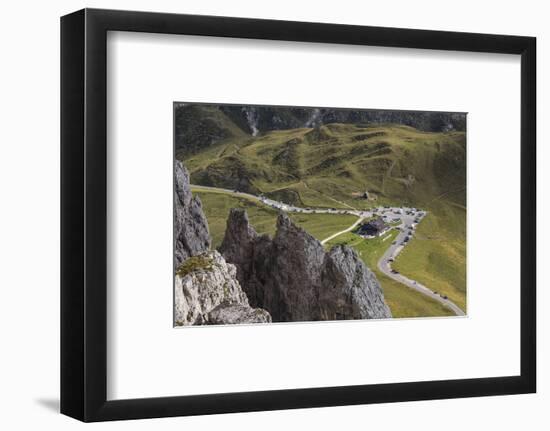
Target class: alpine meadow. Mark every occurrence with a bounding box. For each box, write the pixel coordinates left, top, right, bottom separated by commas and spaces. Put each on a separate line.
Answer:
173, 103, 466, 326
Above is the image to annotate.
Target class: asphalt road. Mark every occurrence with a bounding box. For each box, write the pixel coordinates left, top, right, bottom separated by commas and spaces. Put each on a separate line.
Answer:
190, 184, 374, 217
375, 208, 466, 317
191, 184, 466, 316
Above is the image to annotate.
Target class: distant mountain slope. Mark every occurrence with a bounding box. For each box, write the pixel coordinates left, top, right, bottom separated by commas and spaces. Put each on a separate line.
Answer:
175, 103, 466, 135
182, 122, 466, 211
175, 103, 466, 157
174, 104, 249, 159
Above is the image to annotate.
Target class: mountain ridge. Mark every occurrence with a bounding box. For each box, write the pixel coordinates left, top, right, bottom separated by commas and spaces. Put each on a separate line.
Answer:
175, 103, 466, 161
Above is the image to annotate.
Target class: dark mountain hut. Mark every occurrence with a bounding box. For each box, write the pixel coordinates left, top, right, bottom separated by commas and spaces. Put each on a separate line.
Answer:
356, 217, 389, 237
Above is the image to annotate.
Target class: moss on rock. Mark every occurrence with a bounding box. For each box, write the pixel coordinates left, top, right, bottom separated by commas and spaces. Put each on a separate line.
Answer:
176, 255, 214, 278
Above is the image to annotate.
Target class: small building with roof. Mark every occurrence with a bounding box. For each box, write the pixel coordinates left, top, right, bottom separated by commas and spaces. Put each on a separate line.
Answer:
356, 217, 390, 238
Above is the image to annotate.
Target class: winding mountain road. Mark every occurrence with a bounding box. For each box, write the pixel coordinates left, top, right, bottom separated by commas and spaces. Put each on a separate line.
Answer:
191, 184, 465, 316
375, 210, 465, 316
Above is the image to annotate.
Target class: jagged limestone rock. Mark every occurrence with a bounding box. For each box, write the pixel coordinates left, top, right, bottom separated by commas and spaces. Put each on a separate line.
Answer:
174, 160, 211, 266
269, 214, 326, 321
220, 209, 392, 322
174, 250, 271, 326
321, 245, 392, 319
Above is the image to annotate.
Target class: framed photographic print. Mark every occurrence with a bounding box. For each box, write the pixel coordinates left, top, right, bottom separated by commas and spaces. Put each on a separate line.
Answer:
61, 8, 536, 422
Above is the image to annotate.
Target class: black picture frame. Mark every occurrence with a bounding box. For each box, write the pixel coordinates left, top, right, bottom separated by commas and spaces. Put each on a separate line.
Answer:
61, 8, 536, 422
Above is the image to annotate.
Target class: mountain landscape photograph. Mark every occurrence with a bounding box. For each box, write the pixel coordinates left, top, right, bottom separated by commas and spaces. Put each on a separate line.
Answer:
173, 102, 467, 326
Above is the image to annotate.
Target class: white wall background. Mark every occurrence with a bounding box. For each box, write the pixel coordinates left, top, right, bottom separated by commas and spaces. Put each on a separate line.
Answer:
0, 0, 547, 429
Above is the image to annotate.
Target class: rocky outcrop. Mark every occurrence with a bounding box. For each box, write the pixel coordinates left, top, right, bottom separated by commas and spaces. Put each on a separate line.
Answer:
220, 209, 391, 322
174, 160, 211, 266
320, 245, 392, 319
173, 160, 271, 326
207, 303, 271, 325
174, 250, 271, 325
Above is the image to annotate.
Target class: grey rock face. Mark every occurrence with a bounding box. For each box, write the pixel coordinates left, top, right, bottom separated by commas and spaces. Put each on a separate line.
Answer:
220, 209, 392, 322
218, 208, 258, 285
174, 250, 271, 325
174, 160, 211, 266
219, 105, 466, 134
269, 214, 326, 321
207, 303, 271, 325
321, 245, 392, 319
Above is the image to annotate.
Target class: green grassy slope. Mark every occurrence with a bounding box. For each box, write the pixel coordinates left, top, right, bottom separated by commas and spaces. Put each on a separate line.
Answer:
393, 199, 467, 311
175, 105, 250, 159
184, 123, 465, 209
326, 231, 454, 318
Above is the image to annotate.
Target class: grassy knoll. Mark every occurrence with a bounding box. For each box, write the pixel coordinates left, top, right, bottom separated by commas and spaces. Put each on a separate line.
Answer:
194, 190, 358, 248
326, 231, 454, 318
